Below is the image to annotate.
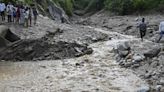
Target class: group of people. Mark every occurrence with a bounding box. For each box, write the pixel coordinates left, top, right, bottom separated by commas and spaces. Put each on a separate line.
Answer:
138, 18, 164, 43
0, 1, 38, 27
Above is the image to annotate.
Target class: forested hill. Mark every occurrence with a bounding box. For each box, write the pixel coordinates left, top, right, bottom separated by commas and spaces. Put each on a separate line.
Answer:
3, 0, 164, 16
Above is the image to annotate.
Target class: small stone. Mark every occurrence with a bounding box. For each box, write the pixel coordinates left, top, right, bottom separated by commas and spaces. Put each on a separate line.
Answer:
158, 79, 164, 85
144, 73, 152, 79
127, 59, 132, 62
124, 62, 132, 67
132, 64, 140, 68
155, 85, 162, 92
75, 63, 81, 66
46, 76, 51, 79
125, 53, 133, 59
40, 65, 47, 68
132, 54, 145, 63
137, 86, 150, 92
116, 55, 121, 62
118, 50, 129, 57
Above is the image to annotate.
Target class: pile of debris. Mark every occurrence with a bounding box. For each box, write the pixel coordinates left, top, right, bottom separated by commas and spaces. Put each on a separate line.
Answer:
0, 33, 93, 61
114, 41, 164, 91
0, 25, 20, 48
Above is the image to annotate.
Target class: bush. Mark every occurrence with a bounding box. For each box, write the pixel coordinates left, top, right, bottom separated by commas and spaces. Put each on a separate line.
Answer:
133, 0, 147, 12
105, 0, 164, 15
105, 0, 134, 15
58, 0, 74, 16
157, 0, 164, 12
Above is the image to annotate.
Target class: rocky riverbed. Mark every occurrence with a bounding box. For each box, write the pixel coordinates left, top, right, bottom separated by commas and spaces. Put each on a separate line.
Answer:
0, 13, 163, 92
74, 11, 164, 91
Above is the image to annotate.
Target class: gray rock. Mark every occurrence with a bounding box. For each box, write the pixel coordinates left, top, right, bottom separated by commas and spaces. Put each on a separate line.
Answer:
144, 47, 161, 58
132, 64, 140, 68
118, 50, 129, 57
155, 85, 162, 92
144, 73, 152, 79
159, 79, 164, 85
124, 62, 132, 67
116, 42, 131, 58
132, 54, 145, 63
117, 42, 131, 51
127, 59, 132, 62
118, 60, 126, 65
158, 56, 164, 65
137, 86, 150, 92
115, 55, 121, 62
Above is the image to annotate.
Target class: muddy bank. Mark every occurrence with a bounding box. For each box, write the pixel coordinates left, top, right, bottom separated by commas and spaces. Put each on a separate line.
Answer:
0, 33, 93, 61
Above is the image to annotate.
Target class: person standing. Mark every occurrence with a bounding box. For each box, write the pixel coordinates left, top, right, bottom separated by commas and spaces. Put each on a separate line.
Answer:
19, 6, 25, 25
32, 7, 38, 25
28, 7, 32, 26
12, 6, 17, 23
157, 21, 164, 43
137, 18, 147, 41
16, 5, 20, 24
6, 2, 14, 22
24, 7, 29, 27
0, 1, 6, 21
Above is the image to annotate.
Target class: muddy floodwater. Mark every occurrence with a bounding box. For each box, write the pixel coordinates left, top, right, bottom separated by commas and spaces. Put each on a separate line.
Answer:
0, 25, 149, 92
3, 14, 164, 91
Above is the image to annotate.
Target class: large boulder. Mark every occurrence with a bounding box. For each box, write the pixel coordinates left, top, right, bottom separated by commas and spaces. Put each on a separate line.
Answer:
116, 42, 131, 57
0, 25, 20, 48
144, 46, 161, 58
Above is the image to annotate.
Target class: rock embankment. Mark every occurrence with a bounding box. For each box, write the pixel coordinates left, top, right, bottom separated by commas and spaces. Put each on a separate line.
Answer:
114, 41, 164, 91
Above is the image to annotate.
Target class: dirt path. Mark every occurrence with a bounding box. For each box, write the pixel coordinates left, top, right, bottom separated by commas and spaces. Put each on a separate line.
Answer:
0, 24, 148, 92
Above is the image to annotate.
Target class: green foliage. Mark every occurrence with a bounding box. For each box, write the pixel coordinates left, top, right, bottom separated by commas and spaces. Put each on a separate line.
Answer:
105, 0, 164, 15
133, 0, 146, 11
105, 0, 134, 15
74, 0, 90, 10
24, 0, 33, 5
157, 0, 164, 12
64, 0, 74, 16
74, 0, 104, 13
58, 0, 74, 16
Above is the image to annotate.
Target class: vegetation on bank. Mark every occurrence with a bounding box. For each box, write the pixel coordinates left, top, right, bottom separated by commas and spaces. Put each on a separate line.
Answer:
2, 0, 164, 16
55, 0, 164, 15
105, 0, 164, 15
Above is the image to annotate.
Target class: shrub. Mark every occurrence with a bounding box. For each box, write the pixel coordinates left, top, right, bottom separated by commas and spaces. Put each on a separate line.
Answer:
105, 0, 134, 15
156, 0, 164, 12
58, 0, 74, 16
133, 0, 147, 12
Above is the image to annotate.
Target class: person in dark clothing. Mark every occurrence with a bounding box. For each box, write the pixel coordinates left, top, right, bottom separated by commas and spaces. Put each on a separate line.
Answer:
138, 18, 147, 41
32, 7, 38, 25
16, 5, 21, 24
28, 7, 32, 26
